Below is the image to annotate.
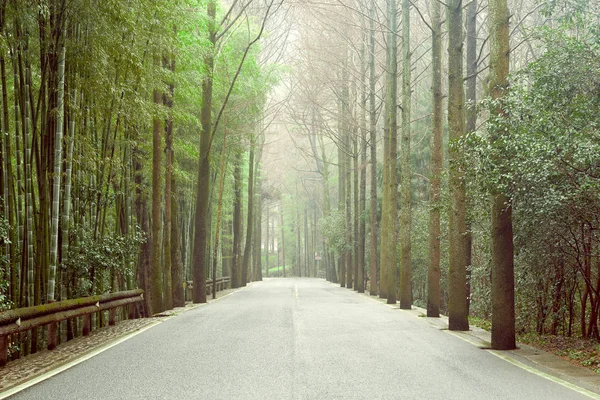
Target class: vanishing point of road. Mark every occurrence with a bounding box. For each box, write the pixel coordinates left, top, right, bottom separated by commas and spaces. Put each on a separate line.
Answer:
7, 278, 599, 399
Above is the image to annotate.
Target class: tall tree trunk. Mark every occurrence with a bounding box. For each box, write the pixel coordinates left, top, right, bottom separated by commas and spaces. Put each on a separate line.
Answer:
171, 177, 184, 307
338, 123, 346, 287
447, 0, 469, 331
427, 0, 443, 317
381, 0, 398, 305
368, 0, 378, 296
231, 159, 242, 288
61, 82, 76, 304
280, 205, 286, 277
489, 0, 515, 350
296, 200, 301, 277
265, 204, 270, 277
465, 0, 478, 316
211, 121, 229, 299
399, 0, 412, 309
304, 208, 309, 277
192, 0, 216, 304
222, 218, 233, 280
13, 53, 24, 308
163, 54, 175, 311
48, 44, 65, 302
1, 52, 16, 304
253, 135, 264, 282
357, 30, 367, 294
242, 140, 255, 286
353, 123, 359, 290
150, 85, 163, 314
254, 192, 262, 281
25, 71, 34, 309
318, 134, 335, 283
346, 115, 353, 289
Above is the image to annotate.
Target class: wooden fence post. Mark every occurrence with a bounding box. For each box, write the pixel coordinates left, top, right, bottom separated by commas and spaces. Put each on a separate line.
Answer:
82, 314, 91, 336
47, 322, 58, 350
0, 334, 8, 367
109, 309, 116, 326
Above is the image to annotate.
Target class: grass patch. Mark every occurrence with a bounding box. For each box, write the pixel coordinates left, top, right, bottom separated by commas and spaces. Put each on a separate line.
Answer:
519, 333, 600, 374
266, 265, 291, 276
469, 316, 492, 331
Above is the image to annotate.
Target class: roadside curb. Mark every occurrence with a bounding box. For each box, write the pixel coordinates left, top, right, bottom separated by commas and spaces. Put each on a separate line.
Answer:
327, 280, 600, 398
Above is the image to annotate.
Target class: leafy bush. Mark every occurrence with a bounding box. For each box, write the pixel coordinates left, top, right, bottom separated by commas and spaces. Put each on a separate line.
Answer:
63, 227, 146, 295
464, 23, 600, 335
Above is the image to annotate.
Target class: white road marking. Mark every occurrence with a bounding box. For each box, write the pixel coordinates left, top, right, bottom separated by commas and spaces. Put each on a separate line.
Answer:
339, 281, 600, 399
489, 350, 600, 400
446, 330, 600, 399
0, 321, 162, 399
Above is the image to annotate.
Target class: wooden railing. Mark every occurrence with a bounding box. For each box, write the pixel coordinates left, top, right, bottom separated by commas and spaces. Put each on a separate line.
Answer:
184, 276, 231, 302
0, 289, 144, 367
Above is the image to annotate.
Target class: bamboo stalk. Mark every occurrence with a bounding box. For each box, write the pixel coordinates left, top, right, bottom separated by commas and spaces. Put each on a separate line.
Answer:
48, 45, 66, 302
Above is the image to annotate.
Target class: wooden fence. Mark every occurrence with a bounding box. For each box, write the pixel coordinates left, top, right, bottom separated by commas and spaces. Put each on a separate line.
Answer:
1, 278, 231, 367
0, 289, 144, 367
184, 276, 231, 302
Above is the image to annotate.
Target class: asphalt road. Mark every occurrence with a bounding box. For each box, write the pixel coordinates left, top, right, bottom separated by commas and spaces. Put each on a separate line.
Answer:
9, 278, 595, 399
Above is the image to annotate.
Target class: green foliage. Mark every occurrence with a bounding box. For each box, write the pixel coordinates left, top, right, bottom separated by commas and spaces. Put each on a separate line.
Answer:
320, 209, 349, 253
64, 228, 146, 295
469, 316, 492, 332
464, 23, 600, 333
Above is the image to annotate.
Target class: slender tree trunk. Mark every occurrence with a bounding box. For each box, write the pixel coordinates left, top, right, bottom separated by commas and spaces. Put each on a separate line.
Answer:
281, 206, 285, 277
1, 52, 16, 304
13, 52, 24, 308
25, 72, 34, 309
296, 201, 301, 277
265, 204, 270, 277
399, 0, 412, 309
465, 0, 478, 316
346, 119, 353, 289
192, 0, 216, 304
304, 208, 309, 277
222, 218, 233, 280
353, 125, 359, 291
61, 82, 75, 303
489, 0, 515, 350
368, 0, 378, 296
231, 159, 242, 288
254, 193, 262, 281
338, 126, 346, 288
319, 134, 335, 283
171, 177, 184, 307
381, 0, 398, 304
427, 0, 443, 317
150, 85, 163, 314
447, 0, 469, 331
163, 54, 175, 311
48, 44, 65, 302
242, 140, 255, 286
253, 137, 264, 282
211, 121, 229, 299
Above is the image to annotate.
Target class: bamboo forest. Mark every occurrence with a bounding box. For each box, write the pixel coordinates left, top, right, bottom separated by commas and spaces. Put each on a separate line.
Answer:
1, 0, 600, 397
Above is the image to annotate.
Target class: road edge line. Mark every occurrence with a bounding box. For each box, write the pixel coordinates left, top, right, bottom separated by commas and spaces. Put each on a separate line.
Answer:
488, 350, 600, 400
0, 320, 162, 399
333, 281, 600, 399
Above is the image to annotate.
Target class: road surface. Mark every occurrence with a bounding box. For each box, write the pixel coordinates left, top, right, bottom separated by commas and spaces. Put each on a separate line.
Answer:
8, 278, 596, 399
